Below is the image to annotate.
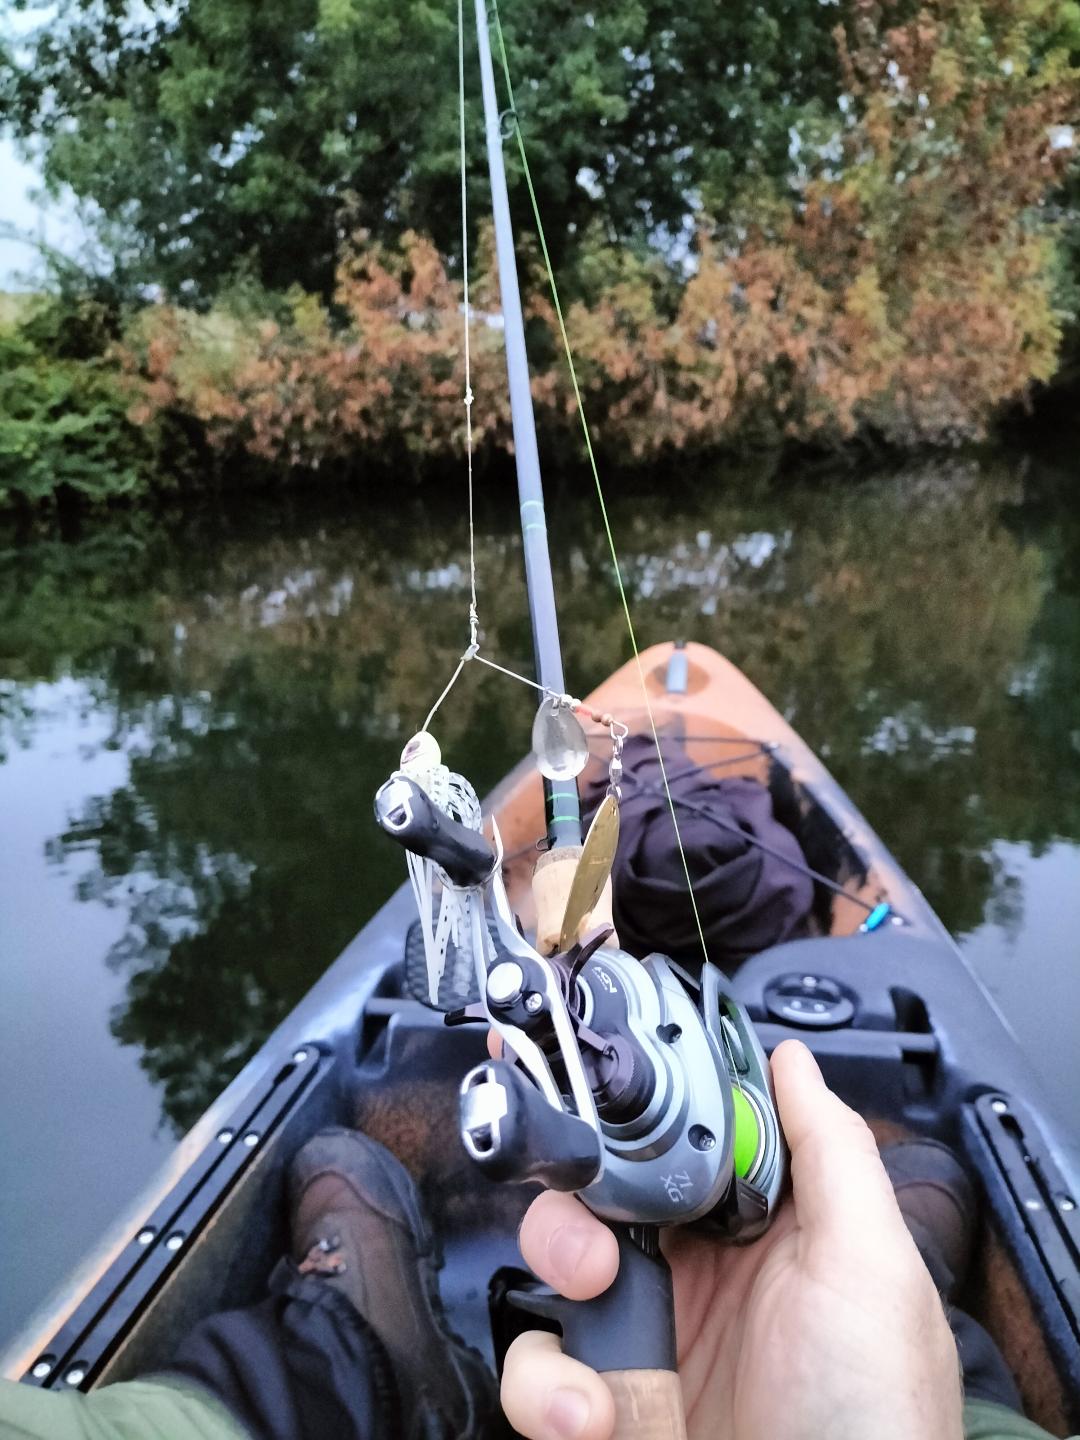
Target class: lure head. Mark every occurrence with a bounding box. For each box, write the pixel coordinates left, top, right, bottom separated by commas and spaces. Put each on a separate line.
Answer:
400, 729, 442, 778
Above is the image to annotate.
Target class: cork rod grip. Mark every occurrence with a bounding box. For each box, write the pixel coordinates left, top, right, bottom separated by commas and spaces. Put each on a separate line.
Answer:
604, 1368, 687, 1440
532, 846, 618, 954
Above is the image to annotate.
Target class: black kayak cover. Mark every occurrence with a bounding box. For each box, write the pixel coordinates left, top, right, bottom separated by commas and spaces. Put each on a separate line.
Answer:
582, 736, 813, 969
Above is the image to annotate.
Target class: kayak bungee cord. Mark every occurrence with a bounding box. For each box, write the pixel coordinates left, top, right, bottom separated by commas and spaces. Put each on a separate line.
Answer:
372, 5, 788, 1437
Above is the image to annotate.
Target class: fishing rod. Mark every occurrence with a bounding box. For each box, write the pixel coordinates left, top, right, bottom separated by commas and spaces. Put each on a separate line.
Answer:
372, 4, 788, 1436
472, 0, 581, 854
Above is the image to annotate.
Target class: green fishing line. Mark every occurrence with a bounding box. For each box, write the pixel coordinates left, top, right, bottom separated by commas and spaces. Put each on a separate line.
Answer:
486, 0, 721, 995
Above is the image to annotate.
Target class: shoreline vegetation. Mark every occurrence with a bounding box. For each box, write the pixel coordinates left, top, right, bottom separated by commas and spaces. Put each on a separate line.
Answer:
1, 0, 1078, 507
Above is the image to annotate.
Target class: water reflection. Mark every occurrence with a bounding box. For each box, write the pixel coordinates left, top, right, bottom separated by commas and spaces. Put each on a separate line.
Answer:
1, 452, 1078, 1334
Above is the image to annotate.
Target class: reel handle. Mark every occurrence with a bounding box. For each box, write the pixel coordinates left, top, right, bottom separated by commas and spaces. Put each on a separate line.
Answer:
510, 1225, 686, 1440
459, 1060, 602, 1190
373, 775, 496, 887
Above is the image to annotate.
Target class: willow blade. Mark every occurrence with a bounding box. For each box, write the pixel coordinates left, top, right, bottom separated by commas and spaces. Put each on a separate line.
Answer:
559, 793, 620, 951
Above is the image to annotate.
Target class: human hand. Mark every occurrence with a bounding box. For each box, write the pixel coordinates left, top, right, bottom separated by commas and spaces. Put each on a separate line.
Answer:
500, 1039, 964, 1440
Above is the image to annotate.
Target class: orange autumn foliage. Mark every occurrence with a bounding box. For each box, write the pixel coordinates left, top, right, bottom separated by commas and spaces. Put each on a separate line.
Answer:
125, 233, 514, 468
123, 0, 1078, 465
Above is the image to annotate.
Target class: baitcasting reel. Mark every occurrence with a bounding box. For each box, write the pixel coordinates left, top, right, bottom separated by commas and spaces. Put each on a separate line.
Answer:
374, 771, 785, 1242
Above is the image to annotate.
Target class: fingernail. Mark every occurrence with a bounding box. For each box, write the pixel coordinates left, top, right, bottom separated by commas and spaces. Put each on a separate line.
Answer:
547, 1224, 592, 1285
546, 1387, 591, 1439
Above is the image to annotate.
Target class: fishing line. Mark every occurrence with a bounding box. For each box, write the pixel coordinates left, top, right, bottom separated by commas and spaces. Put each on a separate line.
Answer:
486, 0, 720, 985
459, 0, 479, 653
423, 0, 480, 733
474, 651, 571, 698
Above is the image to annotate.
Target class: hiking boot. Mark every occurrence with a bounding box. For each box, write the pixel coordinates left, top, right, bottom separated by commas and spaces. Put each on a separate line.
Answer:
289, 1126, 497, 1440
881, 1138, 977, 1298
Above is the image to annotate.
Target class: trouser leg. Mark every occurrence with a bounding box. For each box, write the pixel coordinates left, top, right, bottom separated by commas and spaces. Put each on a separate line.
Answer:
909, 1215, 1024, 1413
949, 1307, 1025, 1411
159, 1258, 400, 1440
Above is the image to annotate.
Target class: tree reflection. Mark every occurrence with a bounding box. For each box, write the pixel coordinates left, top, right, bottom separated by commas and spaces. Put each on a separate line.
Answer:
4, 455, 1077, 1132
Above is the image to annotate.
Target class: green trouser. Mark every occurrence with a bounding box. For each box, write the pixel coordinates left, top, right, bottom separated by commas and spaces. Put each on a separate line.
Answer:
0, 1378, 1071, 1440
0, 1378, 244, 1440
964, 1399, 1075, 1440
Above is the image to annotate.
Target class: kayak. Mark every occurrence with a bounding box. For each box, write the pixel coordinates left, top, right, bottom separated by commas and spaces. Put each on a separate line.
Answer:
3, 640, 1078, 1432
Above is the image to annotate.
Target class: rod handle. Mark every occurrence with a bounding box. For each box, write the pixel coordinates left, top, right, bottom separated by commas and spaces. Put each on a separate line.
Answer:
533, 847, 618, 954
575, 1229, 685, 1440
510, 1226, 685, 1438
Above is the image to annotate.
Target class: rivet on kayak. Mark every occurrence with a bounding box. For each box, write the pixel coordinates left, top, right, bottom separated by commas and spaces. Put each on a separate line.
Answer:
64, 1365, 86, 1386
165, 1233, 185, 1251
292, 1048, 309, 1064
217, 1128, 235, 1145
136, 1228, 156, 1246
1058, 1195, 1076, 1212
991, 1099, 1009, 1115
31, 1358, 54, 1380
243, 1131, 260, 1147
1025, 1198, 1043, 1212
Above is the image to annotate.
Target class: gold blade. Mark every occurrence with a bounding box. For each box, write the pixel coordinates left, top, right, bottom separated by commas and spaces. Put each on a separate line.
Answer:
559, 793, 620, 951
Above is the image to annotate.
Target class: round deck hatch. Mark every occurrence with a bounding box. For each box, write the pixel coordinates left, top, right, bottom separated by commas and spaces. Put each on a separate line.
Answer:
764, 974, 854, 1029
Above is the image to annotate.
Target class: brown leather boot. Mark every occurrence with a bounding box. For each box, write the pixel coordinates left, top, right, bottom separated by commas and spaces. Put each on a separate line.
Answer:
289, 1127, 497, 1440
881, 1138, 977, 1298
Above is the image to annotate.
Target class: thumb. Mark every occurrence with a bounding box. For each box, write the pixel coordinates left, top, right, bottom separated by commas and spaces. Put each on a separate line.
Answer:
770, 1039, 912, 1265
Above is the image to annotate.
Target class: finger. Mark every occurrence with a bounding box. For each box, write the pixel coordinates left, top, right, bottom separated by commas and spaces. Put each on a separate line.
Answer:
486, 1028, 503, 1060
501, 1330, 616, 1440
519, 1190, 620, 1301
771, 1040, 909, 1257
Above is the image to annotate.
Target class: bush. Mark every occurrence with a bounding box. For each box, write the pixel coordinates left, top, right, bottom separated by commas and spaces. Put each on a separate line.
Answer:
0, 324, 157, 504
0, 287, 208, 507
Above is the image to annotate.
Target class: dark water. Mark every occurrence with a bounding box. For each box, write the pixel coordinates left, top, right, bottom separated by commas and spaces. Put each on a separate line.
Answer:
2, 450, 1078, 1351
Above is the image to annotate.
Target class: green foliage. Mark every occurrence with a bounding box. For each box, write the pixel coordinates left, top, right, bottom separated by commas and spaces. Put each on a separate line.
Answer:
0, 282, 221, 506
0, 325, 153, 504
18, 288, 121, 362
1, 0, 839, 301
3, 0, 1078, 466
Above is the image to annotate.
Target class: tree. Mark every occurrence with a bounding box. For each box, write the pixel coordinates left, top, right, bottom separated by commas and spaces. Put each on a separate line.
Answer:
1, 0, 840, 302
